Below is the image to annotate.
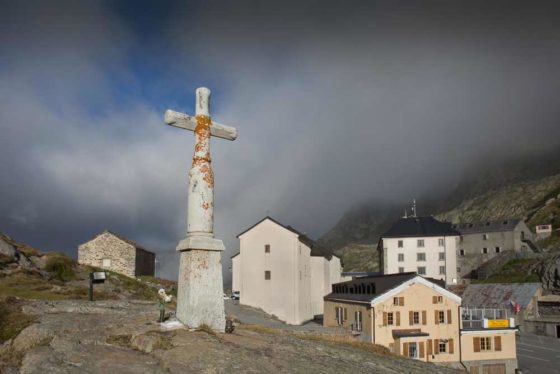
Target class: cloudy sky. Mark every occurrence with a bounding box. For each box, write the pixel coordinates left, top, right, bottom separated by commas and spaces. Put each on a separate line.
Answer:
1, 1, 560, 280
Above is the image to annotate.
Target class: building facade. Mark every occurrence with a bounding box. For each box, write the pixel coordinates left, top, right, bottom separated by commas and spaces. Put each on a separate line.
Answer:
233, 216, 343, 325
378, 217, 459, 285
78, 230, 155, 278
453, 219, 535, 280
323, 273, 518, 373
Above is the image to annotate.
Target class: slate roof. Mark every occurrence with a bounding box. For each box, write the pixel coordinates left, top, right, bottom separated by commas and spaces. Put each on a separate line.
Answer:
460, 283, 541, 309
381, 216, 459, 238
236, 216, 338, 261
452, 219, 522, 235
324, 272, 446, 303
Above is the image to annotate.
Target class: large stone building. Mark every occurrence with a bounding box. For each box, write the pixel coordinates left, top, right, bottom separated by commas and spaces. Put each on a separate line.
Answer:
378, 216, 460, 285
324, 273, 519, 373
452, 219, 536, 280
232, 216, 343, 325
78, 230, 155, 278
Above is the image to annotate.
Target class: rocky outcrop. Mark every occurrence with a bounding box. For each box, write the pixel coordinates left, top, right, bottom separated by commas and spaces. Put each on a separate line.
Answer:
536, 252, 560, 289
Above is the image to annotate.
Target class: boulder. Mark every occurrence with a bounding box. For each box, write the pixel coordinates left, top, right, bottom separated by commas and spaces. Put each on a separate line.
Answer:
536, 253, 560, 289
130, 333, 161, 354
0, 238, 16, 260
29, 256, 47, 270
12, 324, 54, 354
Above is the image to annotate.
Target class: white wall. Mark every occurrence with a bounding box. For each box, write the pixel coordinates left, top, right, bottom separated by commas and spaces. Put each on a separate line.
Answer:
383, 236, 458, 285
231, 255, 240, 292
234, 218, 343, 325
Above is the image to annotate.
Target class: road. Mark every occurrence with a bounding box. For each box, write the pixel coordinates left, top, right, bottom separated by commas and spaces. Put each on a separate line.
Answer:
517, 333, 560, 373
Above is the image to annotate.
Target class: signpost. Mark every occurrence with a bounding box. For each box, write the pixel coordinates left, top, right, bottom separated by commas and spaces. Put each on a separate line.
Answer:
89, 271, 106, 301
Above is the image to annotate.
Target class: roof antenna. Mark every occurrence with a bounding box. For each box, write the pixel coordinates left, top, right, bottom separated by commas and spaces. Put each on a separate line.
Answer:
412, 199, 417, 218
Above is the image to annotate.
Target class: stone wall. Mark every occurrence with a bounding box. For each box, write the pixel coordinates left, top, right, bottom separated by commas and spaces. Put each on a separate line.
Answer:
78, 232, 136, 278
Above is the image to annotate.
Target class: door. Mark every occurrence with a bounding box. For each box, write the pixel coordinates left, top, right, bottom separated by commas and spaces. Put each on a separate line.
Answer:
482, 364, 506, 374
556, 324, 560, 338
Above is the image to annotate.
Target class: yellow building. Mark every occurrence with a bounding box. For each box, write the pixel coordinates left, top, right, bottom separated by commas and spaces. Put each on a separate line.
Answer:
324, 273, 518, 373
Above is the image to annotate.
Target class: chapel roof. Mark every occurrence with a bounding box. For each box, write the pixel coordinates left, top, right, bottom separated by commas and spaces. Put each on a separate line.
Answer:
324, 272, 447, 303
381, 216, 459, 238
86, 230, 156, 255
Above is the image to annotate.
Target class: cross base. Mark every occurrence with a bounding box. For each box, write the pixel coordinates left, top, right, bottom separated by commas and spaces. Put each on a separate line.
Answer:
175, 249, 226, 332
176, 235, 225, 252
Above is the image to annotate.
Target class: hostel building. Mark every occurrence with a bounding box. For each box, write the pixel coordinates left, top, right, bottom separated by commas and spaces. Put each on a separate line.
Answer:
324, 273, 518, 373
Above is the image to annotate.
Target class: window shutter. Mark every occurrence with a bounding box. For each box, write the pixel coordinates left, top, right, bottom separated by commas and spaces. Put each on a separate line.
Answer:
447, 309, 452, 324
396, 311, 401, 326
427, 339, 433, 355
434, 339, 440, 354
402, 342, 409, 357
422, 310, 427, 325
434, 310, 439, 324
432, 296, 438, 304
383, 312, 387, 326
449, 338, 454, 354
419, 342, 425, 358
473, 337, 480, 352
344, 308, 347, 321
409, 311, 413, 326
399, 296, 405, 306
494, 336, 502, 351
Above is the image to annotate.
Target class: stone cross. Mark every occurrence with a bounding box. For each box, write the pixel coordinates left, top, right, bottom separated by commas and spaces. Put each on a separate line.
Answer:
164, 87, 237, 332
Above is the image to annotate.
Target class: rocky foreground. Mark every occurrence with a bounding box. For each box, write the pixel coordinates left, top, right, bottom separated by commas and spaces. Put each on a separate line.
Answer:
0, 299, 460, 374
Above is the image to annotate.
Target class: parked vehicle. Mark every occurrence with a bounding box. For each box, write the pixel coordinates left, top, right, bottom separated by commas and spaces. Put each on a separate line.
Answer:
231, 291, 240, 300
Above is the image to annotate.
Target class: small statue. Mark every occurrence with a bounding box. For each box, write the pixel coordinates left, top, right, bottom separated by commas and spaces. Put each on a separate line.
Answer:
158, 288, 173, 323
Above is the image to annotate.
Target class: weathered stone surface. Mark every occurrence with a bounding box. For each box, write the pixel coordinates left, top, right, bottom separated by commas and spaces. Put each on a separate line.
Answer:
0, 238, 16, 259
12, 324, 54, 354
5, 299, 459, 374
176, 250, 225, 331
537, 252, 560, 289
29, 255, 47, 269
130, 333, 164, 354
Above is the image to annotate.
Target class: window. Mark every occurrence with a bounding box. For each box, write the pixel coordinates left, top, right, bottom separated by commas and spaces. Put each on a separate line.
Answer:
398, 240, 403, 248
265, 244, 270, 253
480, 337, 492, 351
417, 253, 426, 261
439, 266, 446, 275
434, 296, 443, 304
438, 238, 444, 246
482, 234, 489, 240
481, 248, 488, 254
387, 312, 394, 325
355, 311, 363, 332
438, 311, 445, 323
495, 247, 501, 253
102, 259, 111, 268
438, 252, 445, 261
335, 307, 343, 325
413, 311, 420, 324
398, 253, 404, 262
393, 297, 404, 306
459, 249, 465, 256
417, 266, 426, 275
398, 267, 404, 273
439, 341, 447, 353
417, 239, 425, 247
408, 342, 418, 358
457, 267, 461, 273
264, 271, 271, 280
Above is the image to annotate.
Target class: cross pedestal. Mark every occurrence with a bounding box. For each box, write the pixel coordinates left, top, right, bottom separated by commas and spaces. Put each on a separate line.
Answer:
165, 87, 237, 332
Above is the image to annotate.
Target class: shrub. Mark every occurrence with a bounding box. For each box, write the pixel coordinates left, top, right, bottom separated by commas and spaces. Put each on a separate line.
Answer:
45, 253, 75, 282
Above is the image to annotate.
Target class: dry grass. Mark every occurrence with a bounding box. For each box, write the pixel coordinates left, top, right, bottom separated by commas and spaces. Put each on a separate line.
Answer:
239, 324, 394, 357
0, 297, 36, 343
197, 324, 217, 335
106, 334, 132, 347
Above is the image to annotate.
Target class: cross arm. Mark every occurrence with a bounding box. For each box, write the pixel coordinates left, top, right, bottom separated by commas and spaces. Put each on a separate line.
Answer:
164, 109, 238, 141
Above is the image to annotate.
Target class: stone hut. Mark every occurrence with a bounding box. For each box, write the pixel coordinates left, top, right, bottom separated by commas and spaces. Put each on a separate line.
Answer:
78, 230, 155, 278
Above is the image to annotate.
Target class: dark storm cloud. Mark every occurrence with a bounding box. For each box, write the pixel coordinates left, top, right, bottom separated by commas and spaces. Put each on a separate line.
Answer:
1, 1, 560, 280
